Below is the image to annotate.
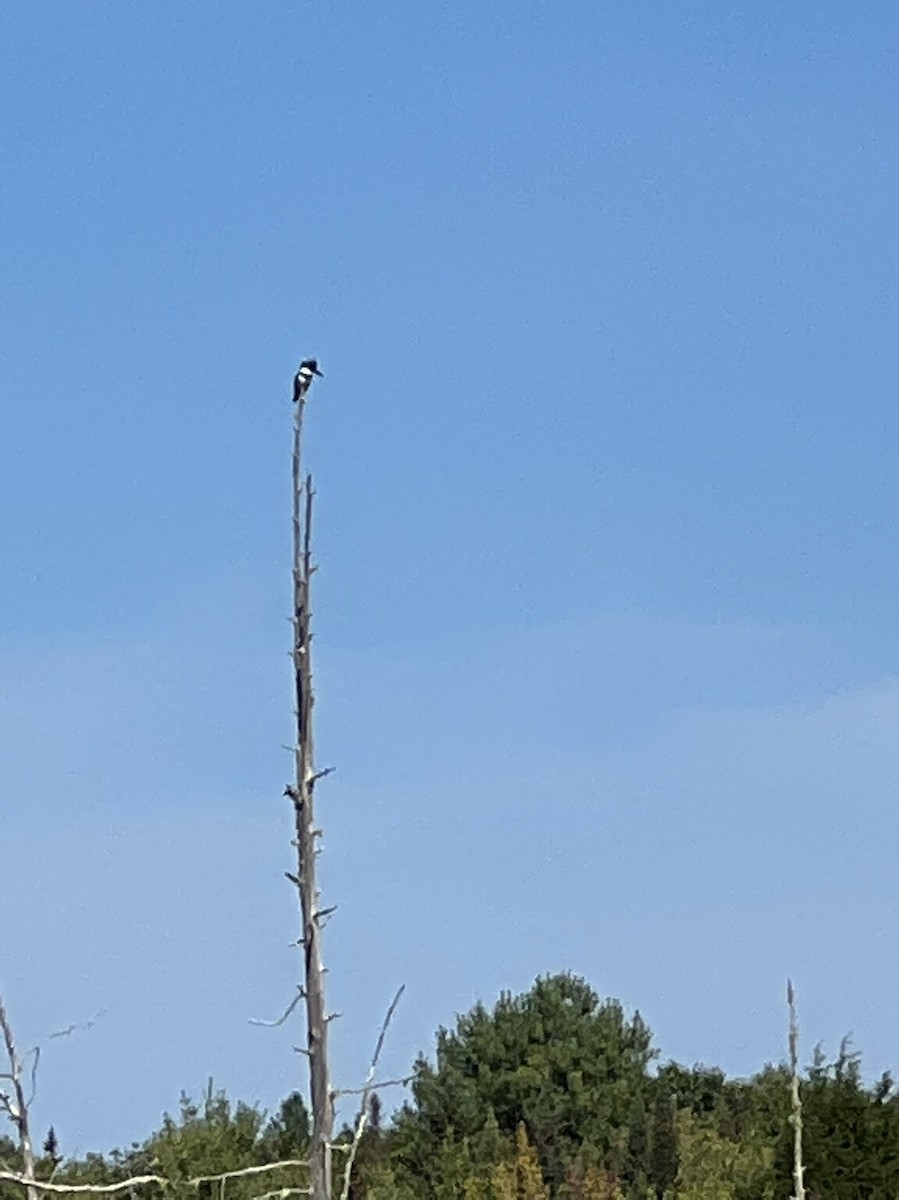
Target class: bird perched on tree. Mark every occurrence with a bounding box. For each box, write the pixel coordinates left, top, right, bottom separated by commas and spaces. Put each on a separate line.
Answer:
293, 358, 324, 402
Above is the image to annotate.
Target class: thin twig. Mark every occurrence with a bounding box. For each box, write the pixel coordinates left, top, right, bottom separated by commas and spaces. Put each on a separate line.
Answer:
333, 1076, 412, 1098
190, 1162, 310, 1184
26, 1046, 39, 1110
338, 986, 406, 1200
250, 1190, 311, 1200
248, 990, 306, 1028
46, 1011, 107, 1042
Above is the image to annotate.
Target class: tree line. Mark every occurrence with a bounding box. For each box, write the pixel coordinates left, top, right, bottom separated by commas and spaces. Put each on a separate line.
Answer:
3, 973, 898, 1200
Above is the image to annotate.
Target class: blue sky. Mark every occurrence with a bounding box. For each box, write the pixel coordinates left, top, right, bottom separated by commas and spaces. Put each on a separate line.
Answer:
3, 0, 899, 1156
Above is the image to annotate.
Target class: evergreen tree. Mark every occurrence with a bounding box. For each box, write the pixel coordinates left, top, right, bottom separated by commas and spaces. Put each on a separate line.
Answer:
647, 1090, 678, 1199
0, 1134, 22, 1200
41, 1128, 61, 1170
393, 974, 654, 1190
115, 1084, 308, 1200
261, 1091, 311, 1159
490, 1125, 549, 1200
672, 1110, 775, 1200
774, 1040, 899, 1199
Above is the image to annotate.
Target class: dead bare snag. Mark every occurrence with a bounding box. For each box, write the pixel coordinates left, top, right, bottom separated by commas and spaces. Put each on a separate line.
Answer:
0, 995, 40, 1200
288, 371, 333, 1200
275, 362, 406, 1200
787, 979, 806, 1200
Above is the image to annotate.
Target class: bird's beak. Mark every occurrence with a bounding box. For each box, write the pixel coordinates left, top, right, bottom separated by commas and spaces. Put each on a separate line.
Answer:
315, 368, 324, 377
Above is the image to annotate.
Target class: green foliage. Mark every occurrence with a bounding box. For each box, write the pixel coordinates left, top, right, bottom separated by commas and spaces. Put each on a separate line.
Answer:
0, 1134, 21, 1200
52, 1083, 312, 1200
772, 1040, 899, 1199
489, 1124, 549, 1199
0, 1129, 81, 1200
646, 1089, 678, 1198
13, 974, 899, 1200
672, 1109, 775, 1200
261, 1091, 311, 1160
558, 1165, 625, 1200
394, 973, 655, 1190
149, 1085, 267, 1179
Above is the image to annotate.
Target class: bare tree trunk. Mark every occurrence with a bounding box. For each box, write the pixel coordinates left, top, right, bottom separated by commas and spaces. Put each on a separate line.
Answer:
286, 388, 334, 1200
0, 996, 40, 1200
787, 979, 806, 1200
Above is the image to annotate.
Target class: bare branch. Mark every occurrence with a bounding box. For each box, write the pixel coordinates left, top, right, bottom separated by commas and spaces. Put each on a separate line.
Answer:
333, 1076, 412, 1098
26, 1046, 40, 1110
190, 1162, 310, 1184
338, 985, 406, 1200
0, 996, 39, 1200
46, 1011, 107, 1041
250, 1190, 311, 1200
0, 1174, 167, 1195
248, 989, 306, 1029
0, 1159, 311, 1195
369, 987, 405, 1070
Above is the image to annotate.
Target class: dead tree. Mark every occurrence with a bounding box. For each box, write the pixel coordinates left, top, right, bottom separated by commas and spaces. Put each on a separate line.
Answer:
0, 996, 40, 1200
0, 997, 310, 1197
285, 363, 334, 1200
787, 979, 806, 1200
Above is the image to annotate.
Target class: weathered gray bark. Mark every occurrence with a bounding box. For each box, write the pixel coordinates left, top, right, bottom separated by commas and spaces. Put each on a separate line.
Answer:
787, 979, 806, 1200
286, 388, 334, 1200
0, 996, 40, 1200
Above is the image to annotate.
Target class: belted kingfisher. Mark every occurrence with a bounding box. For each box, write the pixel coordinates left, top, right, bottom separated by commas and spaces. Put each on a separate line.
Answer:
293, 358, 324, 402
